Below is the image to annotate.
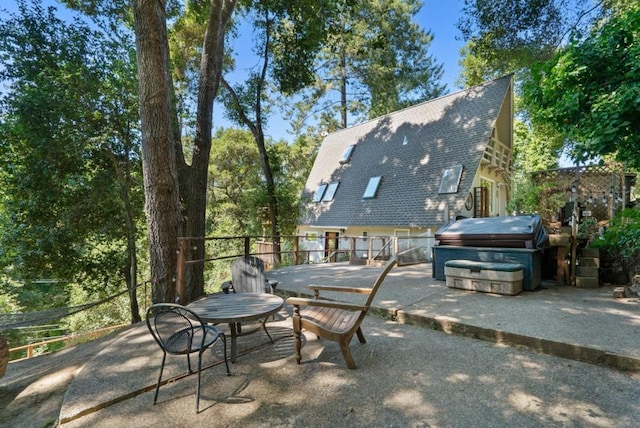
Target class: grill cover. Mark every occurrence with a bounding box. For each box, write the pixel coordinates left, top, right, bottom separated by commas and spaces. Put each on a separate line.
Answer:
435, 215, 548, 250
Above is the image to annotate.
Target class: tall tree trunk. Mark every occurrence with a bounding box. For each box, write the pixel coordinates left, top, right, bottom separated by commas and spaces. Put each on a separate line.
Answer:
340, 47, 347, 129
122, 176, 141, 323
133, 0, 181, 303
178, 0, 237, 303
256, 130, 281, 266
109, 145, 141, 323
221, 10, 281, 267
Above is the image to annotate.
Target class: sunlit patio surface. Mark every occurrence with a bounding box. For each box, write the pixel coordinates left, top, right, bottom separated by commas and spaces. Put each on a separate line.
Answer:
6, 262, 639, 427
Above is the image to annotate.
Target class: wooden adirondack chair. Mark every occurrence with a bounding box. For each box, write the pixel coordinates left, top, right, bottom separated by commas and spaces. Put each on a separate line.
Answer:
224, 256, 278, 294
227, 256, 278, 340
286, 255, 398, 369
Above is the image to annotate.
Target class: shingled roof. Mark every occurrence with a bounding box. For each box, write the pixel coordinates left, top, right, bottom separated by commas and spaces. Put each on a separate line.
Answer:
300, 75, 513, 228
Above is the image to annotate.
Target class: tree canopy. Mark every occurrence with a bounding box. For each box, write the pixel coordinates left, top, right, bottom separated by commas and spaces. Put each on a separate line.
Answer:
457, 0, 607, 84
0, 0, 144, 321
522, 2, 640, 168
288, 0, 445, 132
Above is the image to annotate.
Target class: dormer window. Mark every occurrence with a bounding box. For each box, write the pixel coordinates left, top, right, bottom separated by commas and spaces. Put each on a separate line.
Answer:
322, 182, 339, 201
363, 176, 382, 199
312, 184, 327, 202
339, 145, 356, 164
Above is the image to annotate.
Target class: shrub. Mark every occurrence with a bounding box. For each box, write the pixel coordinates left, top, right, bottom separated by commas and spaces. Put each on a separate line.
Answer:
590, 208, 640, 278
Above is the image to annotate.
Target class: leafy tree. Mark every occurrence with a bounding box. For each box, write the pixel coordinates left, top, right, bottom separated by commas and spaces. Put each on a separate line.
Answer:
208, 128, 316, 239
131, 0, 341, 302
508, 119, 563, 214
590, 208, 640, 282
290, 0, 445, 131
268, 135, 317, 235
208, 128, 264, 236
0, 1, 144, 323
456, 0, 607, 84
522, 2, 640, 168
69, 0, 390, 303
213, 1, 343, 267
204, 127, 314, 289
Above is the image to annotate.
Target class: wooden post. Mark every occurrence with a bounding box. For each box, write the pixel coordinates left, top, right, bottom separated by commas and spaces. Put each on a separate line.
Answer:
350, 237, 356, 262
244, 236, 250, 257
176, 238, 187, 304
570, 202, 579, 286
293, 236, 299, 265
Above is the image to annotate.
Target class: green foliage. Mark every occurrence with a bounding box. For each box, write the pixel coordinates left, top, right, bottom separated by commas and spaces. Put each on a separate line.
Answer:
512, 119, 561, 173
208, 128, 264, 235
290, 0, 445, 129
207, 128, 315, 237
457, 40, 502, 87
63, 286, 131, 333
269, 0, 342, 95
348, 0, 446, 119
0, 274, 22, 314
508, 178, 567, 220
590, 208, 640, 273
522, 2, 640, 168
1, 1, 104, 280
0, 1, 144, 328
508, 120, 562, 215
457, 0, 605, 78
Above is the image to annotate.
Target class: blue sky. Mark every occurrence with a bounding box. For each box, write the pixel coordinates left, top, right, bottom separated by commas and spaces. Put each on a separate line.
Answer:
224, 0, 466, 140
2, 0, 466, 141
418, 0, 465, 90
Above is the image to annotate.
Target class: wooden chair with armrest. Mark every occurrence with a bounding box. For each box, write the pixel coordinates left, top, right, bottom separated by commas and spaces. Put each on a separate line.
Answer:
226, 256, 278, 341
286, 255, 398, 369
223, 256, 279, 294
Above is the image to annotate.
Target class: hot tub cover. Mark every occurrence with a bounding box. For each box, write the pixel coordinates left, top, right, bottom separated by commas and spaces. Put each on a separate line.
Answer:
435, 215, 548, 249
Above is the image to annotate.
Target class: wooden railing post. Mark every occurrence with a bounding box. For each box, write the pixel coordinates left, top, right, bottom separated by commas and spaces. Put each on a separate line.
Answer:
244, 236, 251, 257
294, 236, 299, 265
176, 238, 187, 304
350, 237, 356, 261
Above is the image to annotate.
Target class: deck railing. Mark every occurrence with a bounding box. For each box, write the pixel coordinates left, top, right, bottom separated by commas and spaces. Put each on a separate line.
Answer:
175, 234, 435, 301
8, 324, 127, 361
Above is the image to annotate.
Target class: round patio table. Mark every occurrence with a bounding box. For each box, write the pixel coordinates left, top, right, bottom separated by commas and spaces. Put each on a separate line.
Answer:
187, 293, 284, 362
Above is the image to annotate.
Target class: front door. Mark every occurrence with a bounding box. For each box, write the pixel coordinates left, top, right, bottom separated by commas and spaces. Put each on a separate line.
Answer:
325, 232, 339, 262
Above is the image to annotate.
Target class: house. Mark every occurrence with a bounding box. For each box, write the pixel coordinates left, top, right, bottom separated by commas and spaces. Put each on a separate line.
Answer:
297, 75, 515, 262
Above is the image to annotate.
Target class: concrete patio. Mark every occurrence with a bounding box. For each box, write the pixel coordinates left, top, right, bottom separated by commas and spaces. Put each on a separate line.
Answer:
4, 261, 639, 427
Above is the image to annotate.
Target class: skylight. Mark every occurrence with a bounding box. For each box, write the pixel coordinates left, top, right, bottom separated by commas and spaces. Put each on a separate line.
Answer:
339, 144, 356, 164
363, 176, 382, 199
322, 182, 339, 202
312, 184, 327, 202
438, 165, 463, 194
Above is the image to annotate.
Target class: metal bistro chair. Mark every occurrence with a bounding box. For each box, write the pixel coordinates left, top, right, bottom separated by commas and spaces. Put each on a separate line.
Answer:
146, 303, 231, 413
